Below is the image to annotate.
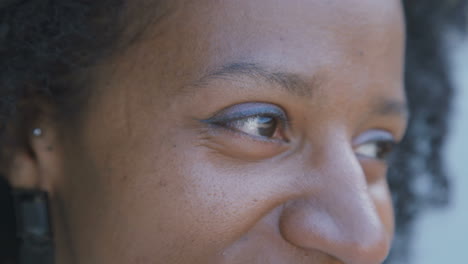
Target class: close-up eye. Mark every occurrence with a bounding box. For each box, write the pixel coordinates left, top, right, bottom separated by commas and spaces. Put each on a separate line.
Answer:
202, 102, 289, 142
355, 140, 396, 161
354, 130, 397, 161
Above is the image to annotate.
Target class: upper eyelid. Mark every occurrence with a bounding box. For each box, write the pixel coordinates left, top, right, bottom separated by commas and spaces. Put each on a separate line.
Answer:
353, 129, 397, 145
201, 103, 289, 124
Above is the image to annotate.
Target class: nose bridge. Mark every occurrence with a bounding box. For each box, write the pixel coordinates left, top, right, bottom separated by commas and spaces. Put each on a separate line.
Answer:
279, 138, 391, 264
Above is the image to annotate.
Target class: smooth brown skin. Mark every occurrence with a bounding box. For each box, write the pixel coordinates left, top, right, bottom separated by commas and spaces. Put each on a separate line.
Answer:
6, 0, 407, 263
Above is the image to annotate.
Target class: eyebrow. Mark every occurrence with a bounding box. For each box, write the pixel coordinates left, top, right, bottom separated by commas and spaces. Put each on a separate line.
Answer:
373, 98, 408, 118
194, 62, 317, 97
192, 62, 408, 119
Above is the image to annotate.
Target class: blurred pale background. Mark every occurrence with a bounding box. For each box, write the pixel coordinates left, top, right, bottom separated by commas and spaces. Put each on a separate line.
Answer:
413, 32, 468, 263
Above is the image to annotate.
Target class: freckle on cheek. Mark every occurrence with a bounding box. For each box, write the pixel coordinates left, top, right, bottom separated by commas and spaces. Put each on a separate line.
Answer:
158, 179, 168, 188
120, 174, 128, 183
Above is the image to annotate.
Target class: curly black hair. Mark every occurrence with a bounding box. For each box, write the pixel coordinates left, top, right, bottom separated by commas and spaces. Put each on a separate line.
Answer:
0, 1, 125, 262
387, 1, 467, 262
0, 1, 467, 263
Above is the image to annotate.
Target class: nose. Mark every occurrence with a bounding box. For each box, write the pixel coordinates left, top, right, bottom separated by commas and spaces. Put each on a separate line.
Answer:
279, 142, 392, 264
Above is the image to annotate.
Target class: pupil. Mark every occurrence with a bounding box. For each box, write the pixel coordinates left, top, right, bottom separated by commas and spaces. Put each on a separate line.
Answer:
377, 141, 394, 159
256, 116, 277, 137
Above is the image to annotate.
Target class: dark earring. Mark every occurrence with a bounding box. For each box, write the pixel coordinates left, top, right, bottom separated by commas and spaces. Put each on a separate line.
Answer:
13, 189, 55, 264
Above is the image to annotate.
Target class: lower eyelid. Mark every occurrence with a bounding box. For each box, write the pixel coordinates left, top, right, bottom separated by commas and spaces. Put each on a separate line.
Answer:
196, 125, 290, 162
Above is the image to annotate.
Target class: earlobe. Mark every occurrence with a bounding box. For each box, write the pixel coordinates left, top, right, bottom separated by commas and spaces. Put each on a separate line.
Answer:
6, 126, 59, 193
4, 121, 59, 264
7, 149, 41, 189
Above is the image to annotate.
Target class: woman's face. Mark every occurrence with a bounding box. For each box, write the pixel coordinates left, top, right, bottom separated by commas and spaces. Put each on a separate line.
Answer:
37, 0, 407, 263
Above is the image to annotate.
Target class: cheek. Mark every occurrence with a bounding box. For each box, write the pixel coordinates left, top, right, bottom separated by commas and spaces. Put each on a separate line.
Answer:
197, 127, 289, 161
361, 160, 395, 236
129, 133, 291, 244
65, 123, 298, 262
368, 179, 395, 238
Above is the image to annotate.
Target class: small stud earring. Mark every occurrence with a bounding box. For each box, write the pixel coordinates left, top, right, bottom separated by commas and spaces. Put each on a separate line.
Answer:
32, 128, 43, 137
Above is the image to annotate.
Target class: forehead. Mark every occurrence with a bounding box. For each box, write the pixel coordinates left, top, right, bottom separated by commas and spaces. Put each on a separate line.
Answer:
119, 0, 405, 108
140, 0, 403, 74
163, 0, 404, 57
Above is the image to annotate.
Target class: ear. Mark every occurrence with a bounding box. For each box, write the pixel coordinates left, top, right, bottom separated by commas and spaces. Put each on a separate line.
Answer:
3, 116, 62, 195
